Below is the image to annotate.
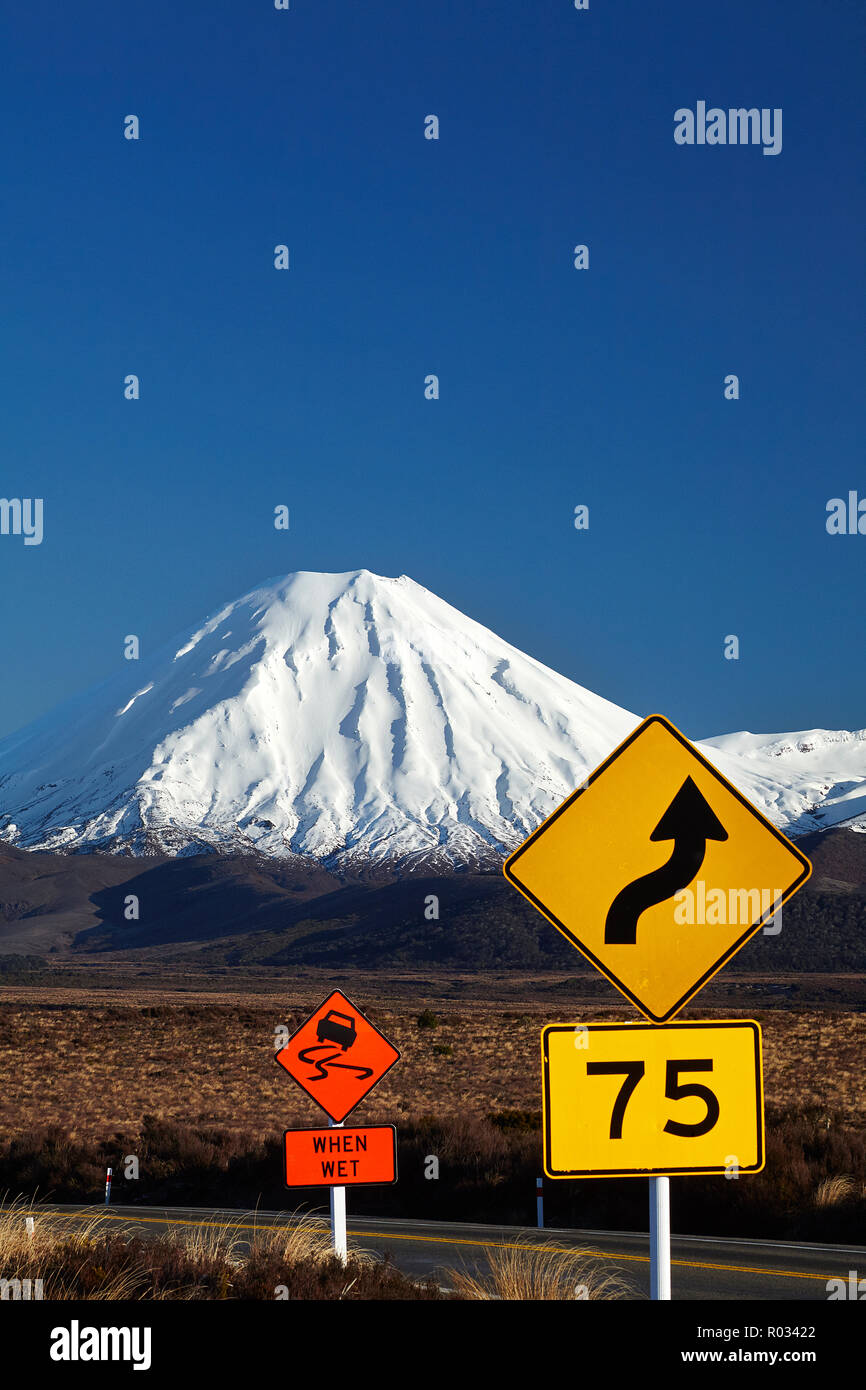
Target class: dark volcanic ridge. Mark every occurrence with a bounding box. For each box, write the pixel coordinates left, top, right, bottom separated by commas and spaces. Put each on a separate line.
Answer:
0, 827, 864, 973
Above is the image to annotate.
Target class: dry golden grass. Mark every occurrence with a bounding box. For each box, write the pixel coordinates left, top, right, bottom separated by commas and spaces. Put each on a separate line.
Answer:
0, 1198, 429, 1300
159, 1208, 338, 1268
814, 1175, 856, 1207
0, 1196, 145, 1299
146, 1208, 349, 1299
0, 989, 862, 1139
448, 1240, 637, 1300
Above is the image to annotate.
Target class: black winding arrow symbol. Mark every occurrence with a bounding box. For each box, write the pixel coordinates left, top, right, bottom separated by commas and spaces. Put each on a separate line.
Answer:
297, 1044, 374, 1083
604, 776, 728, 945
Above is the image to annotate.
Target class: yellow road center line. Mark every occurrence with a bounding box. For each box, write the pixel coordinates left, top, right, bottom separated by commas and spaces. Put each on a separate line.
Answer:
40, 1209, 837, 1283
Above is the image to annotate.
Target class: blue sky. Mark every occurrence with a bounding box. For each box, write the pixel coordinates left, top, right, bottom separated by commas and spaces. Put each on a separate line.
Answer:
0, 0, 863, 742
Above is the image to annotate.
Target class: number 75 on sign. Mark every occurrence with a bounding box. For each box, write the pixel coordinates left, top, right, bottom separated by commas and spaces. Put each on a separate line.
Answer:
542, 1020, 764, 1178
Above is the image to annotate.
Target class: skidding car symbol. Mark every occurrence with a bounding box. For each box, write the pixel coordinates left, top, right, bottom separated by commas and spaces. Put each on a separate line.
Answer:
316, 1010, 357, 1051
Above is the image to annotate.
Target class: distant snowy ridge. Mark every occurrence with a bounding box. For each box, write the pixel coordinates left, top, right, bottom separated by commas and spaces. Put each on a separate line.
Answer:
699, 727, 866, 837
0, 570, 863, 868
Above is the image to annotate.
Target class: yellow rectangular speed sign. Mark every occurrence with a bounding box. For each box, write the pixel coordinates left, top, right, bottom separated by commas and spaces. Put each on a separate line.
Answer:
542, 1020, 764, 1178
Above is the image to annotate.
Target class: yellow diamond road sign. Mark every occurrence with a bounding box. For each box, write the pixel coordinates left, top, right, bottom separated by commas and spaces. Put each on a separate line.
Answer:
542, 1020, 765, 1178
504, 714, 811, 1023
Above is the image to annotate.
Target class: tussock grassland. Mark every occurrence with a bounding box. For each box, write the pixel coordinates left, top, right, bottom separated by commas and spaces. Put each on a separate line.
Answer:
0, 989, 862, 1244
0, 992, 862, 1137
0, 1200, 639, 1301
0, 1197, 442, 1300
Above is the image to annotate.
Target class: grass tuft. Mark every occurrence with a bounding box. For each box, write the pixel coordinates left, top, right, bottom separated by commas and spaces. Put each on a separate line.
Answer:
814, 1175, 856, 1207
448, 1240, 637, 1300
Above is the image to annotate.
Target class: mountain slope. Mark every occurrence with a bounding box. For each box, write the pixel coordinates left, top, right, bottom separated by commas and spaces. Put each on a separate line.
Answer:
699, 728, 866, 836
0, 569, 863, 869
0, 570, 641, 868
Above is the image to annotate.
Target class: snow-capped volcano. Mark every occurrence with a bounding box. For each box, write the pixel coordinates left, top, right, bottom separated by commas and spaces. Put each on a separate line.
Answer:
0, 570, 640, 867
0, 570, 863, 868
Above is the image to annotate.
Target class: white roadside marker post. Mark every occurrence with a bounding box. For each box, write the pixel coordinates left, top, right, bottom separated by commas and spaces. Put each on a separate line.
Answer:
649, 1176, 671, 1300
536, 1176, 544, 1229
329, 1121, 347, 1262
104, 1167, 113, 1206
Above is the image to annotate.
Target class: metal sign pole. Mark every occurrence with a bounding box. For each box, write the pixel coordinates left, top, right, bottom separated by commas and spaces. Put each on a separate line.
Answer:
649, 1176, 671, 1300
329, 1120, 347, 1262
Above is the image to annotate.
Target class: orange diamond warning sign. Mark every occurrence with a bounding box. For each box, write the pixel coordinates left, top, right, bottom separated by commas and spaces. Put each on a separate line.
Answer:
275, 990, 400, 1123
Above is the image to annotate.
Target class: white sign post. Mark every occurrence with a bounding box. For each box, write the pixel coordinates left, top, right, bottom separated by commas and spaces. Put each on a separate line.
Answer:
649, 1176, 671, 1300
328, 1120, 347, 1262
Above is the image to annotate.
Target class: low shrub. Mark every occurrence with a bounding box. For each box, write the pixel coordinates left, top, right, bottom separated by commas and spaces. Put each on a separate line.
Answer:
0, 1105, 862, 1242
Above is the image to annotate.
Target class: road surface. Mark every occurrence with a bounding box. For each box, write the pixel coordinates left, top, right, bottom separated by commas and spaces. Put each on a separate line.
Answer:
37, 1204, 862, 1300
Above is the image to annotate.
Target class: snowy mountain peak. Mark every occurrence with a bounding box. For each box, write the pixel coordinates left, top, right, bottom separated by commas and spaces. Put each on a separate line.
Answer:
0, 570, 863, 867
0, 570, 640, 866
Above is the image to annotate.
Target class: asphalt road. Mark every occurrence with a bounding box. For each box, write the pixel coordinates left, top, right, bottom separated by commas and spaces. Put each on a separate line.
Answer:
38, 1203, 864, 1300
